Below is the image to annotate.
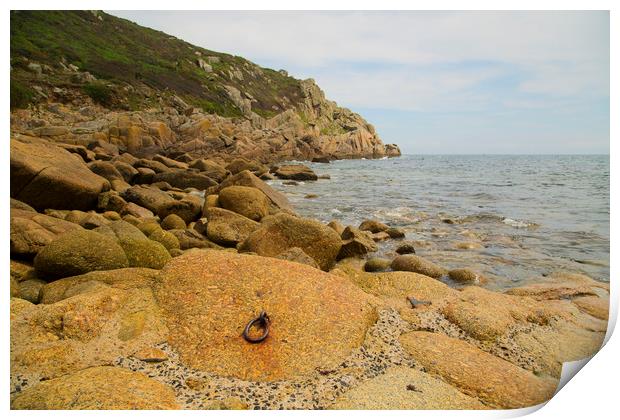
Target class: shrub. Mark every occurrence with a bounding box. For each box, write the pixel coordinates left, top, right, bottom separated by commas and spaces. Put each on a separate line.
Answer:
83, 82, 114, 106
10, 80, 35, 109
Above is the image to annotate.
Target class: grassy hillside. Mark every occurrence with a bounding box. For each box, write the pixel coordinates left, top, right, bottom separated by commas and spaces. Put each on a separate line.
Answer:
10, 10, 304, 116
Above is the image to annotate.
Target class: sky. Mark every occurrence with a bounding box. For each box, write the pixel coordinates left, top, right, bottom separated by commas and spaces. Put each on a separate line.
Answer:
109, 11, 609, 154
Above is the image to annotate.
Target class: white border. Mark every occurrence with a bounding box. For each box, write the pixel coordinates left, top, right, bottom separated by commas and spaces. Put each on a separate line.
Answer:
3, 2, 616, 419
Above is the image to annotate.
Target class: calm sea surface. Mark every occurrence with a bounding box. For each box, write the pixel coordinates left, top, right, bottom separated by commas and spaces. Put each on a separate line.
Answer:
269, 155, 610, 290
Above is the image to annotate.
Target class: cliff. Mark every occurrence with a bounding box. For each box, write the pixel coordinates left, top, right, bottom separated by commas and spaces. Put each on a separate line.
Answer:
10, 10, 400, 163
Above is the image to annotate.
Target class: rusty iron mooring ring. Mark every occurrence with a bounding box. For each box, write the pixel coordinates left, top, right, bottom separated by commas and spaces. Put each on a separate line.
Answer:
243, 311, 270, 343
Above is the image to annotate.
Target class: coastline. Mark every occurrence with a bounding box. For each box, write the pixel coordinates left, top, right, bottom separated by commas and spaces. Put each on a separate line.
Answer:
9, 140, 610, 409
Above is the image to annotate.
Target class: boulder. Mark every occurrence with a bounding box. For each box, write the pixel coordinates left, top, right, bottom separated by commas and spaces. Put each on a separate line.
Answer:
11, 137, 110, 211
274, 164, 318, 181
94, 220, 171, 269
112, 161, 139, 183
10, 208, 83, 257
274, 247, 320, 269
239, 213, 342, 270
153, 169, 217, 190
39, 267, 160, 304
189, 159, 229, 182
359, 220, 389, 233
216, 170, 293, 214
18, 278, 47, 304
33, 230, 129, 280
134, 158, 169, 173
385, 227, 405, 238
371, 231, 391, 242
218, 186, 269, 221
363, 257, 392, 272
391, 255, 446, 279
121, 185, 176, 214
157, 196, 202, 224
327, 220, 345, 236
399, 332, 557, 408
97, 191, 128, 213
10, 198, 35, 212
204, 207, 259, 247
64, 210, 109, 229
572, 296, 609, 320
330, 366, 485, 410
161, 214, 187, 230
448, 268, 483, 285
134, 167, 156, 184
148, 228, 181, 251
440, 287, 543, 341
395, 242, 416, 255
225, 158, 268, 176
346, 271, 457, 308
87, 161, 124, 183
169, 229, 222, 250
338, 226, 378, 259
11, 366, 178, 410
204, 194, 219, 209
154, 250, 376, 381
153, 154, 188, 170
122, 202, 155, 219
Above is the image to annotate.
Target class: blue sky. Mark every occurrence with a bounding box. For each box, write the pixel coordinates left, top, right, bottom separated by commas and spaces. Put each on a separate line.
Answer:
109, 11, 609, 154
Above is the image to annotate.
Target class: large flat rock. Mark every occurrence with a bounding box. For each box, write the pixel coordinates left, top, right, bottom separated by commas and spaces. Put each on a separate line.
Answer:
154, 250, 376, 381
400, 331, 558, 408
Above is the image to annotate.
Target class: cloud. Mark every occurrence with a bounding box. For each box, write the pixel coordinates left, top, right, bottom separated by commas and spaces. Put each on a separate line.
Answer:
108, 10, 610, 153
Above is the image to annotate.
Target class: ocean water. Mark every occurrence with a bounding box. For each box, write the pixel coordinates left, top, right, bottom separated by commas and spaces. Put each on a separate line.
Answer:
268, 155, 610, 290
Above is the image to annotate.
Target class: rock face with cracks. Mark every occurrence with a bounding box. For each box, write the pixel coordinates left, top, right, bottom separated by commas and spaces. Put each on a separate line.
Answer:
154, 250, 376, 381
10, 137, 110, 211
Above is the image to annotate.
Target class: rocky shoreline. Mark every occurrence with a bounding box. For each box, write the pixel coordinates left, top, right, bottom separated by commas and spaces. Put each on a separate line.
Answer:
9, 133, 609, 410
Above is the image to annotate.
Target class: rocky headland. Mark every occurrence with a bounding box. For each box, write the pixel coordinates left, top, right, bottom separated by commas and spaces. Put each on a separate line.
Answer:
9, 10, 608, 410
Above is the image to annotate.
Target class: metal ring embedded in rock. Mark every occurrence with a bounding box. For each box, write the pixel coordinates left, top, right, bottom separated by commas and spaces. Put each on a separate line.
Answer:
243, 311, 270, 343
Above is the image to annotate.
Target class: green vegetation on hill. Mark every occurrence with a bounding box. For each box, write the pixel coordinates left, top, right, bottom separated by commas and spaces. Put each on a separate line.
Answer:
10, 10, 304, 116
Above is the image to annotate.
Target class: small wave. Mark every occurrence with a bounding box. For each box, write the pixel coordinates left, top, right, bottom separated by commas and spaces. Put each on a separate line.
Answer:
502, 218, 535, 229
331, 208, 343, 215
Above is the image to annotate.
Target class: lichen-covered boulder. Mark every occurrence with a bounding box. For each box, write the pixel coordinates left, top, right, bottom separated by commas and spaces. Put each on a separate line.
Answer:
216, 170, 293, 214
358, 219, 389, 233
94, 220, 171, 269
154, 250, 376, 381
11, 284, 167, 381
148, 228, 181, 251
390, 255, 447, 279
11, 366, 178, 409
153, 169, 217, 190
10, 208, 83, 257
204, 207, 259, 247
239, 213, 342, 270
189, 159, 229, 182
274, 164, 318, 181
218, 186, 269, 221
11, 137, 110, 211
274, 247, 320, 269
33, 230, 129, 280
337, 226, 378, 259
161, 214, 186, 230
121, 185, 176, 214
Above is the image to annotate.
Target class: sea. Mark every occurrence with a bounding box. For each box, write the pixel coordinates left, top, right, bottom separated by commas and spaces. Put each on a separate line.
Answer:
268, 155, 610, 290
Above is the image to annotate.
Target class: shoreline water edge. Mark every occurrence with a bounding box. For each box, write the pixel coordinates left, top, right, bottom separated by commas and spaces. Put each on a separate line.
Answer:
10, 139, 610, 410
